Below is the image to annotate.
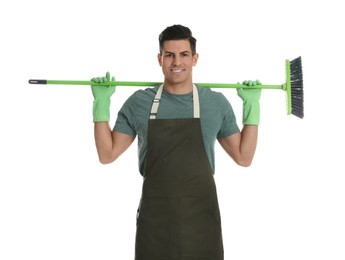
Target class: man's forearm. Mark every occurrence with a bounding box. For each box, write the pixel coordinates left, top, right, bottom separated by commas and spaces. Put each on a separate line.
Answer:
240, 125, 258, 165
94, 122, 114, 164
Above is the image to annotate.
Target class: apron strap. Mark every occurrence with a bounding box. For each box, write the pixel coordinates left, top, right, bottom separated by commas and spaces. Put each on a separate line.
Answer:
193, 85, 200, 118
150, 85, 200, 119
149, 85, 164, 119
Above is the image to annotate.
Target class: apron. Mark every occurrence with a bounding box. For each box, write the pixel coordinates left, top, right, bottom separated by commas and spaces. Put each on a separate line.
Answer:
135, 85, 224, 260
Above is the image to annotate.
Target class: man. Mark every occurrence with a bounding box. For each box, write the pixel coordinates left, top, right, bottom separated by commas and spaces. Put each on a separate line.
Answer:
91, 24, 261, 260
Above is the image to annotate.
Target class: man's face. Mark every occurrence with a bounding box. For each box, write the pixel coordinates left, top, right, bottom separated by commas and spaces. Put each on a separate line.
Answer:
158, 39, 198, 86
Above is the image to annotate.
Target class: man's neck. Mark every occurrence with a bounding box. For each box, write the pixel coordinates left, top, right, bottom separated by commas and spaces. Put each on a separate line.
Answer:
163, 81, 193, 95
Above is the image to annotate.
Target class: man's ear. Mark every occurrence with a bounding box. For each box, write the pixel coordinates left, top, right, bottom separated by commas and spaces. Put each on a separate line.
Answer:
193, 53, 199, 66
157, 53, 163, 66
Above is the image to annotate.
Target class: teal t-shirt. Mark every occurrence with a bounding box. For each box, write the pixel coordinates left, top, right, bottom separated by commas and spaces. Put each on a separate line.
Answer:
113, 85, 240, 175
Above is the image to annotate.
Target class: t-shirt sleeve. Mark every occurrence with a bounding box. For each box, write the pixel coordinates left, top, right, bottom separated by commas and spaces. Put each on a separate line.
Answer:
113, 95, 137, 137
217, 95, 240, 139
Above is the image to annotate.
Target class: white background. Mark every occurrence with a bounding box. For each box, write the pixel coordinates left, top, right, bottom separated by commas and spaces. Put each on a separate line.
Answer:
1, 0, 344, 259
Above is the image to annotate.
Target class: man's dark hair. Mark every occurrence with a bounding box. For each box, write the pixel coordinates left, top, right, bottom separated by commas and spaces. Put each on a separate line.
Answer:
159, 24, 197, 55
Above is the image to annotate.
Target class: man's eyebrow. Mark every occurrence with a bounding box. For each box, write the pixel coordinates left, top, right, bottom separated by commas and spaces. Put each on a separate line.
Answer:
164, 50, 191, 54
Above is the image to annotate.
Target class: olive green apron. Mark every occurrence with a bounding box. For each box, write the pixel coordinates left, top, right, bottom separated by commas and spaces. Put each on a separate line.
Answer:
135, 85, 224, 260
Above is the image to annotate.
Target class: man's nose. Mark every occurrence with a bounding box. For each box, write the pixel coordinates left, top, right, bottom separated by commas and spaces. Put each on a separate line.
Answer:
172, 56, 181, 66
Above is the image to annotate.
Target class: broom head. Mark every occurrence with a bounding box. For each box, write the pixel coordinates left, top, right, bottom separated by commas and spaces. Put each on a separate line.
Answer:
286, 56, 304, 118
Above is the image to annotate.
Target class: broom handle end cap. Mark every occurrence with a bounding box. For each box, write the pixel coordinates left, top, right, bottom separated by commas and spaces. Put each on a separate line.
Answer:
29, 79, 47, 84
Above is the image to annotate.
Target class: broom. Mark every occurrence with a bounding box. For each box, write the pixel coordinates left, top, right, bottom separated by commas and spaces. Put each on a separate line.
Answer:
29, 56, 304, 118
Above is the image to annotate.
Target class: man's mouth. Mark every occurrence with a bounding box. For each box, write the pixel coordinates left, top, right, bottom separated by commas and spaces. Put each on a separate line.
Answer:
170, 68, 184, 73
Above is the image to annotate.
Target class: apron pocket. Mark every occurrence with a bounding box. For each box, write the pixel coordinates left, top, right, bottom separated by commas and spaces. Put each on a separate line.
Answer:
181, 197, 223, 256
135, 198, 171, 257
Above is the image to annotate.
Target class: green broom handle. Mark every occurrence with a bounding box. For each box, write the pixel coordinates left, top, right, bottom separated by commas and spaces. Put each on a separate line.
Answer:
29, 79, 285, 90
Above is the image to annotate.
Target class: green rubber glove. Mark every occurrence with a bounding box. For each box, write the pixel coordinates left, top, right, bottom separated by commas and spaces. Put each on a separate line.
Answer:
237, 80, 262, 125
91, 72, 115, 122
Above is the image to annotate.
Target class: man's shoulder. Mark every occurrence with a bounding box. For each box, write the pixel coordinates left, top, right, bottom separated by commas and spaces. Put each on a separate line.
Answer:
196, 85, 227, 101
125, 86, 158, 103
